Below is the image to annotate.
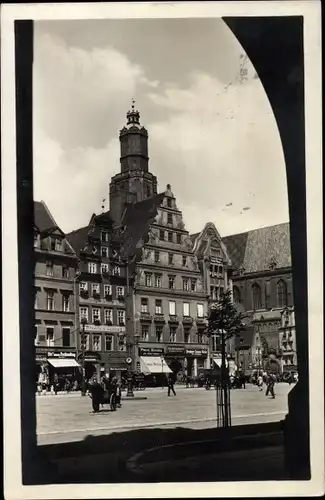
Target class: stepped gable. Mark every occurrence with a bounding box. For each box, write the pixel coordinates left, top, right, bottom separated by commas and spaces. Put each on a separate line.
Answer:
222, 222, 291, 273
34, 200, 57, 233
120, 193, 165, 259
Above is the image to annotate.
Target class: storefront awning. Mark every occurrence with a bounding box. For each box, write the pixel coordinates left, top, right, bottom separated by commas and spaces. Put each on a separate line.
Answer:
140, 356, 172, 374
48, 358, 80, 368
213, 357, 228, 368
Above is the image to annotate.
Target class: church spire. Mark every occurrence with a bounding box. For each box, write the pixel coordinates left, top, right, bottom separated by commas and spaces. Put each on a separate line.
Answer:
126, 98, 140, 127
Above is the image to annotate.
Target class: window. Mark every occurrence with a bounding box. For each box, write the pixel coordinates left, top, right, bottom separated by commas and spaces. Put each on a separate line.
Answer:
141, 325, 149, 341
252, 283, 262, 309
167, 198, 172, 208
83, 334, 90, 350
101, 247, 108, 258
80, 307, 88, 321
154, 274, 161, 288
80, 282, 88, 292
168, 232, 173, 242
197, 303, 204, 318
92, 308, 100, 323
191, 279, 197, 292
62, 327, 70, 347
169, 301, 176, 316
118, 310, 125, 325
141, 298, 149, 313
104, 285, 112, 297
88, 262, 97, 274
168, 253, 174, 265
105, 335, 113, 351
156, 326, 163, 342
197, 332, 204, 343
55, 239, 62, 251
277, 280, 288, 307
101, 263, 109, 274
145, 274, 152, 287
92, 283, 100, 296
113, 266, 120, 276
118, 335, 126, 351
183, 278, 189, 291
184, 329, 191, 343
233, 286, 241, 304
46, 290, 54, 311
169, 327, 177, 343
62, 266, 69, 278
182, 256, 187, 267
46, 261, 53, 276
159, 230, 165, 240
183, 302, 190, 317
154, 251, 160, 263
117, 286, 124, 297
167, 213, 173, 224
62, 294, 70, 312
169, 275, 175, 289
92, 335, 101, 351
176, 234, 182, 244
104, 309, 113, 324
46, 327, 54, 347
101, 231, 109, 242
155, 299, 162, 315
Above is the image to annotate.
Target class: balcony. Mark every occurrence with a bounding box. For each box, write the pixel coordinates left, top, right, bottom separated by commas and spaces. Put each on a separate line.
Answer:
168, 315, 178, 323
93, 319, 101, 326
104, 294, 113, 301
182, 316, 193, 324
92, 292, 101, 300
117, 295, 125, 303
80, 290, 89, 299
118, 320, 125, 326
196, 317, 205, 324
140, 311, 152, 321
154, 314, 165, 322
105, 319, 113, 326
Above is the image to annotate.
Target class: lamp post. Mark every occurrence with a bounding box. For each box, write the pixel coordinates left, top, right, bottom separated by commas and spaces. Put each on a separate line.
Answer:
160, 354, 164, 389
80, 317, 87, 396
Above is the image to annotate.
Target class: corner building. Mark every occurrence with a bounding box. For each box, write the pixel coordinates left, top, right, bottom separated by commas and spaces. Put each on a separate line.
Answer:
109, 105, 209, 378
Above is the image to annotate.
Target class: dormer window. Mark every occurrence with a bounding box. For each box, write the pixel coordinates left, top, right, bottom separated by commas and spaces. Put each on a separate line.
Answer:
167, 198, 172, 208
55, 239, 62, 251
101, 231, 109, 242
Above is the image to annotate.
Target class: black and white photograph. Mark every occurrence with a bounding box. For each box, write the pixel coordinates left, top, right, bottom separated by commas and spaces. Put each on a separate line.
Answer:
1, 1, 323, 498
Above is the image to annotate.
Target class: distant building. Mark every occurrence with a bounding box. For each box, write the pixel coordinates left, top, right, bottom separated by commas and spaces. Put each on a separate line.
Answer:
34, 201, 79, 380
222, 223, 296, 373
66, 212, 129, 380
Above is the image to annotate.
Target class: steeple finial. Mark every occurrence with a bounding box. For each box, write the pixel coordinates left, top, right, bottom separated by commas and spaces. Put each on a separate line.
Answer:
126, 99, 140, 126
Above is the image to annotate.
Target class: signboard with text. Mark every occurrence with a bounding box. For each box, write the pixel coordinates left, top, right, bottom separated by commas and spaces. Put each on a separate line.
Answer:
185, 348, 208, 357
47, 351, 76, 358
138, 347, 164, 356
85, 325, 126, 333
166, 346, 186, 356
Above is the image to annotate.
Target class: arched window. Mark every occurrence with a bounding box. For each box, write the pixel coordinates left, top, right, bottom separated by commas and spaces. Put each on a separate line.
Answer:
233, 286, 241, 304
277, 280, 287, 307
252, 283, 262, 310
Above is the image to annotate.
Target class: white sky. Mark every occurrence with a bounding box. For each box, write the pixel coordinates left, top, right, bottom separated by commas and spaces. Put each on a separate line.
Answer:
33, 18, 289, 236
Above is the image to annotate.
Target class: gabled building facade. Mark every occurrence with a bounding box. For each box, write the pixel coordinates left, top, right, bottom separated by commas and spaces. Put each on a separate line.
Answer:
67, 212, 128, 380
34, 201, 79, 377
109, 105, 210, 378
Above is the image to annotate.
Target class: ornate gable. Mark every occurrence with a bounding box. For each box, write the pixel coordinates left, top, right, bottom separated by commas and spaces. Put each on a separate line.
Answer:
192, 222, 231, 266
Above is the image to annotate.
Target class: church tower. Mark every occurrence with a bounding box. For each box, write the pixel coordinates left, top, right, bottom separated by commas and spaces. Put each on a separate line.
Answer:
109, 100, 158, 224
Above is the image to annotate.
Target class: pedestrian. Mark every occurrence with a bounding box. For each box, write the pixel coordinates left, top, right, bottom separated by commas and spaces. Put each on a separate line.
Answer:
257, 374, 263, 391
265, 372, 276, 398
167, 375, 176, 396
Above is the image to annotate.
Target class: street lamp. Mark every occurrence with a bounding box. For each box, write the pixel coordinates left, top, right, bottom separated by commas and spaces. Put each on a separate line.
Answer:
160, 354, 164, 389
80, 317, 87, 396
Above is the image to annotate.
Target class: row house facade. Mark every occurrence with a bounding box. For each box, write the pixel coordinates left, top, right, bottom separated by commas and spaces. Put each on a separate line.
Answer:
34, 201, 79, 377
67, 212, 129, 380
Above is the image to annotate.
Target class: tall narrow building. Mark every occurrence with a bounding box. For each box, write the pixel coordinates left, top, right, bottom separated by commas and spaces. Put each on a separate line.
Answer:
109, 101, 158, 224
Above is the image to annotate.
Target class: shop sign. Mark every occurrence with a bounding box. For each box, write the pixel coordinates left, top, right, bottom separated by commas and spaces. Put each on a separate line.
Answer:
185, 348, 208, 357
139, 347, 164, 356
85, 324, 126, 333
166, 346, 185, 355
47, 351, 76, 358
36, 354, 47, 362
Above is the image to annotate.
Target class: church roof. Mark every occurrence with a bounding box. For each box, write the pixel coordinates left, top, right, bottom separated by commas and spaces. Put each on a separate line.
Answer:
121, 193, 165, 259
190, 232, 200, 243
34, 201, 58, 233
222, 222, 291, 273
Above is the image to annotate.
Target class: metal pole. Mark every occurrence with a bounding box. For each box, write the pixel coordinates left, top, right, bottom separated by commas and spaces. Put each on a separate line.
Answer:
125, 256, 134, 397
81, 321, 86, 396
221, 329, 229, 428
161, 357, 164, 389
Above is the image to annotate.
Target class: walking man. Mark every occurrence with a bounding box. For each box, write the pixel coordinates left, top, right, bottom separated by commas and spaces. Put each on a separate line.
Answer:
167, 375, 176, 396
265, 372, 276, 398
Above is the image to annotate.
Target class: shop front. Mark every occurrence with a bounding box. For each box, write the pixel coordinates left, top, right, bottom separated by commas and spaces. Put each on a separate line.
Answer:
100, 351, 128, 381
76, 351, 101, 380
46, 350, 80, 386
185, 347, 209, 377
165, 345, 186, 377
138, 346, 171, 386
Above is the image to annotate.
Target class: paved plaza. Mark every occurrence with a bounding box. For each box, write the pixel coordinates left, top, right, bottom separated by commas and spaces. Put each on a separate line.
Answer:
37, 383, 292, 446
